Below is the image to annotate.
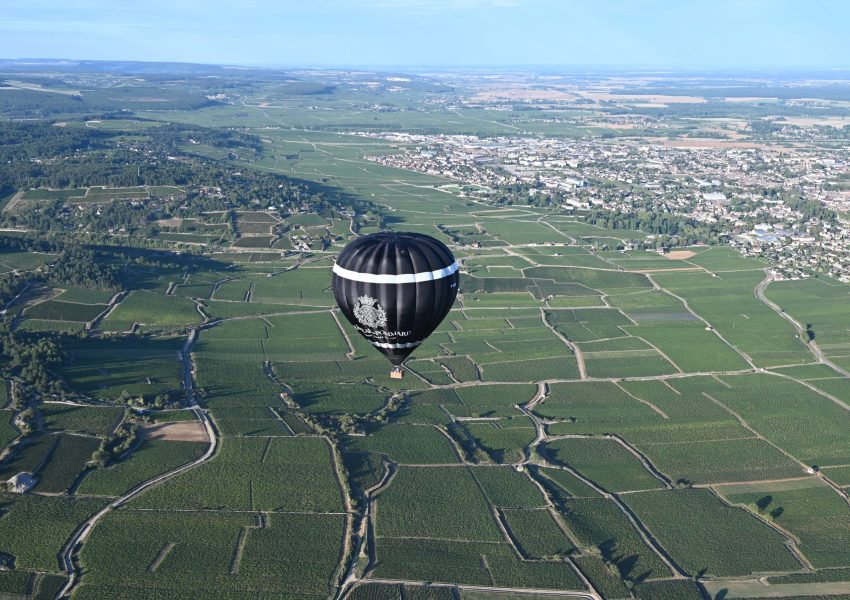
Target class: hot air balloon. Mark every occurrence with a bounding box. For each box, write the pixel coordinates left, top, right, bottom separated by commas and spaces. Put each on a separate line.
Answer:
332, 232, 459, 378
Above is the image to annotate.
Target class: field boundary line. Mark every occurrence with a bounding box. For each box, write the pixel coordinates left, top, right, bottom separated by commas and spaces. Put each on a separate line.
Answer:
147, 542, 175, 573
613, 381, 670, 419
229, 514, 264, 575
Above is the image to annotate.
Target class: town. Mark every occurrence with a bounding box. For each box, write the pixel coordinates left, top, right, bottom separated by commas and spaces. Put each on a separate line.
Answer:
362, 130, 850, 282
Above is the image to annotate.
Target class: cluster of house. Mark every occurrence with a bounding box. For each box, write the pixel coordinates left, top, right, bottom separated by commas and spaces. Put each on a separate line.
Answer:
357, 131, 850, 283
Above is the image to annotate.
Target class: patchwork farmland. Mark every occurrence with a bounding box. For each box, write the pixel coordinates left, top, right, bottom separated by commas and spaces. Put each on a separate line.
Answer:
2, 71, 850, 600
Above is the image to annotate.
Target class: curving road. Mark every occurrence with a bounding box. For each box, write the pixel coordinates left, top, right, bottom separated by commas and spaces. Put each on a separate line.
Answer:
55, 328, 218, 599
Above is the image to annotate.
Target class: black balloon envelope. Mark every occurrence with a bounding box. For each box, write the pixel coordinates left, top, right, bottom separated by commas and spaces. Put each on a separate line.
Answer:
332, 232, 459, 373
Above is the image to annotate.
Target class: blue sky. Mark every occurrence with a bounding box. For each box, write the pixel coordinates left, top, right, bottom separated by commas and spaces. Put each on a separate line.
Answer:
1, 0, 848, 69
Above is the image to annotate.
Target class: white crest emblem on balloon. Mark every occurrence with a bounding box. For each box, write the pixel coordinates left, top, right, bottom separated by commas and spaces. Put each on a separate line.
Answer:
354, 295, 388, 329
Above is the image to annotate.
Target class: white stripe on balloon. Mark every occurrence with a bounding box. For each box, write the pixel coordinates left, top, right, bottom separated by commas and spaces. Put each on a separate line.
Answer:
333, 261, 459, 284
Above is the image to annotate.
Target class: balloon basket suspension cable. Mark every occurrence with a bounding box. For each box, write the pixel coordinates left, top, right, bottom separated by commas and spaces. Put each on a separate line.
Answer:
390, 366, 404, 379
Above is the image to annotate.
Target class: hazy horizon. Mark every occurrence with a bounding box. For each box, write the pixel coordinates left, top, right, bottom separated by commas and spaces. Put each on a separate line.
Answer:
2, 0, 849, 70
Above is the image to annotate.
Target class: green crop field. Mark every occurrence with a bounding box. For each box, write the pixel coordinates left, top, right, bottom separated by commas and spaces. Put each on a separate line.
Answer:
471, 466, 549, 508
447, 384, 536, 418
652, 271, 815, 367
623, 320, 751, 372
21, 188, 86, 201
84, 186, 150, 200
250, 267, 334, 306
100, 290, 202, 331
0, 493, 109, 571
766, 278, 850, 365
541, 437, 666, 493
59, 336, 184, 402
129, 436, 343, 512
724, 480, 850, 568
556, 496, 671, 581
54, 287, 115, 304
623, 488, 801, 576
534, 381, 664, 433
348, 424, 460, 465
77, 510, 344, 598
705, 374, 850, 467
637, 437, 805, 484
25, 299, 107, 322
1, 409, 17, 449
0, 251, 54, 272
78, 439, 208, 496
373, 537, 584, 590
40, 404, 124, 436
501, 508, 574, 558
0, 434, 56, 480
535, 466, 602, 499
376, 467, 503, 541
34, 433, 100, 493
572, 554, 632, 599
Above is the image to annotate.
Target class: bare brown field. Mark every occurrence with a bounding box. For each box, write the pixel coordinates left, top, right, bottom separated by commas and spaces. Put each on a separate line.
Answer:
724, 96, 779, 103
783, 116, 850, 128
472, 87, 580, 102
665, 250, 697, 260
141, 421, 209, 442
579, 92, 707, 104
586, 121, 642, 129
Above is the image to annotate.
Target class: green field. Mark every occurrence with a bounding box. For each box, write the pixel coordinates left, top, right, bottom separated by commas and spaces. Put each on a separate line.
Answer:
0, 409, 17, 449
376, 467, 503, 541
0, 493, 109, 571
40, 404, 124, 436
77, 510, 344, 598
501, 508, 574, 558
129, 436, 343, 512
542, 437, 666, 492
652, 271, 814, 367
724, 480, 850, 568
78, 438, 208, 496
59, 336, 184, 402
348, 424, 460, 465
556, 496, 671, 581
100, 290, 202, 331
25, 299, 107, 322
623, 488, 801, 576
34, 433, 100, 493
